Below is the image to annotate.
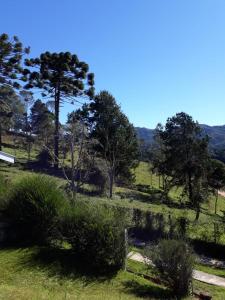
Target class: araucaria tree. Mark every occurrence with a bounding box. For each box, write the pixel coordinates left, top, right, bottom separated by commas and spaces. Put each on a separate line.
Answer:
24, 52, 94, 168
0, 33, 29, 89
89, 91, 139, 198
153, 112, 210, 219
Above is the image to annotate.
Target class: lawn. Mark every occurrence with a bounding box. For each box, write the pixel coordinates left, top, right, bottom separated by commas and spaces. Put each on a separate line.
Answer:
1, 247, 225, 300
0, 247, 171, 300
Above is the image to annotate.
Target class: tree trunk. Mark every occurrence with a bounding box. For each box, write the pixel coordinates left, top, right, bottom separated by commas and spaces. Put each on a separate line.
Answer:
54, 87, 60, 169
71, 141, 76, 200
215, 190, 219, 215
188, 172, 193, 204
0, 121, 2, 151
109, 169, 114, 198
195, 205, 200, 221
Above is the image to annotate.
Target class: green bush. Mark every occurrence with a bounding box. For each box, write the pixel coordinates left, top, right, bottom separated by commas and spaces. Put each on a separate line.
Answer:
61, 201, 126, 271
5, 175, 66, 244
145, 239, 195, 297
36, 149, 52, 168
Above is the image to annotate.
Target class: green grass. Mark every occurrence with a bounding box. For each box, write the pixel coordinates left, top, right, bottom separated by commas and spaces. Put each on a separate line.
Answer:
3, 246, 225, 300
1, 154, 225, 245
1, 137, 225, 299
0, 247, 172, 300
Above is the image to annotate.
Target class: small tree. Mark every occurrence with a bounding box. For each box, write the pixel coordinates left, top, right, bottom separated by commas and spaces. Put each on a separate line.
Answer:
24, 51, 94, 168
145, 239, 195, 297
64, 110, 96, 198
89, 91, 139, 198
30, 99, 54, 146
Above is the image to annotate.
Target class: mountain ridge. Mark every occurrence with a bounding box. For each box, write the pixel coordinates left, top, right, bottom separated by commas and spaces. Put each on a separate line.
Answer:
135, 124, 225, 150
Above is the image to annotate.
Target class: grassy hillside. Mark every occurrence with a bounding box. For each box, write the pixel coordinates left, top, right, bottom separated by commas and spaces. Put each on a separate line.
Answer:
1, 138, 225, 246
1, 136, 225, 299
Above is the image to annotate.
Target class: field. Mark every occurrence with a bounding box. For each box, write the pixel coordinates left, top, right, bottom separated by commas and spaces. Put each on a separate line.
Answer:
1, 137, 225, 299
0, 247, 225, 300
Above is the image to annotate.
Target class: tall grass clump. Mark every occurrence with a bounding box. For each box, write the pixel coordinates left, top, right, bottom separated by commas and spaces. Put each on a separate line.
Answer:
5, 174, 67, 244
61, 201, 126, 272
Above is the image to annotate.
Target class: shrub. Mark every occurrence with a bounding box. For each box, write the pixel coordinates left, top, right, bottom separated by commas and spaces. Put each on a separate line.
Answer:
36, 149, 52, 168
5, 175, 66, 244
61, 201, 126, 272
145, 239, 195, 297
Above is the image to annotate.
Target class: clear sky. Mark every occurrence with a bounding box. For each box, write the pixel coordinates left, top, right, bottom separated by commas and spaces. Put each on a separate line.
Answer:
1, 0, 225, 128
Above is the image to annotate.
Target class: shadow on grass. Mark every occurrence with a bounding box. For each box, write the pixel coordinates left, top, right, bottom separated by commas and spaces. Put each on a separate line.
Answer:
19, 246, 118, 284
123, 279, 173, 299
117, 187, 192, 212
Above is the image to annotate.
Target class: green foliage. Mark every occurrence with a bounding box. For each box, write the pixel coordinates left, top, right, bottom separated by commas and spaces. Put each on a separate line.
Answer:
36, 148, 52, 168
0, 85, 25, 149
61, 201, 126, 271
30, 99, 54, 145
145, 239, 195, 297
0, 33, 29, 88
208, 159, 225, 191
5, 175, 66, 243
152, 112, 210, 219
24, 51, 94, 168
88, 158, 109, 194
89, 91, 139, 197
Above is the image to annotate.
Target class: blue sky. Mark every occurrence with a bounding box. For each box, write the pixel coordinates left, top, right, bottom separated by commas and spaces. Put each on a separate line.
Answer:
1, 0, 225, 128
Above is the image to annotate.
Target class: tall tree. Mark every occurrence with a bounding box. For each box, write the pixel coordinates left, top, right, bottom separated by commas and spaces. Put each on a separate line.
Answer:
0, 33, 29, 89
24, 51, 94, 168
89, 91, 139, 198
153, 112, 210, 219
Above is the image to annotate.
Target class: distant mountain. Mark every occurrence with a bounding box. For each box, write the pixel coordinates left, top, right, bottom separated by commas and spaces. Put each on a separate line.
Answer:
135, 125, 225, 150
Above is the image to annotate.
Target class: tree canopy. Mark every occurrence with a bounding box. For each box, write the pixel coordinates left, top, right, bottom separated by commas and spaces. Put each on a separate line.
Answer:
0, 33, 29, 89
23, 51, 94, 168
89, 91, 139, 197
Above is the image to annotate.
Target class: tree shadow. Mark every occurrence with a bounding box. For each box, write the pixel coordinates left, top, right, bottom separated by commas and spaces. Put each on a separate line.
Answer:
18, 246, 118, 285
122, 279, 174, 299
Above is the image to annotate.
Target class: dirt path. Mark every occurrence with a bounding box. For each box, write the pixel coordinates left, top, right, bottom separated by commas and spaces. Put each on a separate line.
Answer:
128, 251, 225, 288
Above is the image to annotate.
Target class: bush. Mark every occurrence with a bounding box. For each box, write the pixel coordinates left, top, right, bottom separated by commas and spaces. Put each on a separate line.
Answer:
145, 239, 195, 297
36, 149, 52, 168
61, 201, 126, 272
5, 175, 66, 244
